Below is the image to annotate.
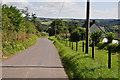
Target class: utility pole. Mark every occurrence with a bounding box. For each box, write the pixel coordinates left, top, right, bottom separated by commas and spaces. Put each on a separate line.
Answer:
118, 2, 120, 38
85, 0, 90, 53
55, 19, 57, 37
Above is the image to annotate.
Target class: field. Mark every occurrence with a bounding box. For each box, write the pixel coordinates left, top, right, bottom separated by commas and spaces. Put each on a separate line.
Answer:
41, 21, 52, 25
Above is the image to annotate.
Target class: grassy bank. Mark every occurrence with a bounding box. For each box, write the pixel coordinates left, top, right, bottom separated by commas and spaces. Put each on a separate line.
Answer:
2, 35, 38, 58
2, 32, 49, 59
49, 37, 119, 79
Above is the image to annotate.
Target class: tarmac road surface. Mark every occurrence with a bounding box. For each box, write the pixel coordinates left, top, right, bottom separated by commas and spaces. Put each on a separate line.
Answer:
2, 38, 68, 78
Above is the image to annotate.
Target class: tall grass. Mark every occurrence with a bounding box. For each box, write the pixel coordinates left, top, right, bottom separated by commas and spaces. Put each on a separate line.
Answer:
2, 35, 38, 57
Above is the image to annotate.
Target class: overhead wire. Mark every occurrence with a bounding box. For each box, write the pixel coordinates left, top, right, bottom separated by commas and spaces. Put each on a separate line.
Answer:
55, 1, 65, 36
57, 2, 64, 18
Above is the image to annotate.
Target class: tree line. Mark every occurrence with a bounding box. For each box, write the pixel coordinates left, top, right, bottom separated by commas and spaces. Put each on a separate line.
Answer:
47, 18, 120, 53
2, 4, 45, 56
2, 5, 44, 42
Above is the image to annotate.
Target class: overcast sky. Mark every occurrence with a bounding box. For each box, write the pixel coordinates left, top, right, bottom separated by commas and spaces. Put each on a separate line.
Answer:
2, 0, 119, 19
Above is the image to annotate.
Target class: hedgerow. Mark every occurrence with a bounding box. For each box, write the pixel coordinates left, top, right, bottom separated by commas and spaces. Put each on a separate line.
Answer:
49, 37, 118, 79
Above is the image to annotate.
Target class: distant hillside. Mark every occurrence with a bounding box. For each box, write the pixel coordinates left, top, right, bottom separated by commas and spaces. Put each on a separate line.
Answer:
37, 17, 119, 32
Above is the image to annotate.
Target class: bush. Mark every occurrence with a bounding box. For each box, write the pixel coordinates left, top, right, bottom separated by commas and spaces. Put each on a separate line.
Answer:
91, 31, 103, 46
2, 36, 37, 57
97, 42, 120, 53
69, 29, 81, 42
107, 43, 119, 53
97, 42, 108, 50
106, 32, 116, 43
40, 32, 48, 37
116, 44, 120, 52
36, 32, 48, 37
118, 38, 120, 44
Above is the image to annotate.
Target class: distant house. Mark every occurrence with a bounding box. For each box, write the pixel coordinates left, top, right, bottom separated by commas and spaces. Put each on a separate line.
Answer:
82, 20, 106, 33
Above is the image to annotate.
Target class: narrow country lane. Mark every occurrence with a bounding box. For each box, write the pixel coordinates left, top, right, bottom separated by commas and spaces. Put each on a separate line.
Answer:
2, 38, 68, 78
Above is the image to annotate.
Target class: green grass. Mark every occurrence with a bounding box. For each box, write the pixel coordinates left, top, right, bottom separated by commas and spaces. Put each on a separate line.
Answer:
2, 35, 38, 57
77, 41, 119, 70
49, 36, 119, 79
2, 33, 49, 58
62, 19, 73, 22
41, 21, 52, 25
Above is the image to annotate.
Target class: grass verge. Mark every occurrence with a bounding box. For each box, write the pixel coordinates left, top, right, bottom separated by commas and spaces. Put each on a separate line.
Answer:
49, 36, 119, 79
2, 35, 38, 58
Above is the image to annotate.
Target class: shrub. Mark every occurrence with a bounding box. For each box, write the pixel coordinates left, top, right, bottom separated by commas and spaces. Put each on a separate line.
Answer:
91, 31, 103, 46
41, 32, 48, 37
69, 30, 81, 42
106, 32, 116, 43
107, 43, 119, 53
116, 44, 120, 52
97, 42, 108, 50
36, 31, 41, 37
2, 36, 37, 57
97, 42, 120, 53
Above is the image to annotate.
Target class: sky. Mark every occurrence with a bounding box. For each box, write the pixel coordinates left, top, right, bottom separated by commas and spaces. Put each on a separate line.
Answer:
2, 0, 119, 19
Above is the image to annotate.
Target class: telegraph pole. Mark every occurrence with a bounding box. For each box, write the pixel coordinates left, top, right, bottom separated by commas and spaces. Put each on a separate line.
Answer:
85, 0, 90, 53
55, 19, 57, 37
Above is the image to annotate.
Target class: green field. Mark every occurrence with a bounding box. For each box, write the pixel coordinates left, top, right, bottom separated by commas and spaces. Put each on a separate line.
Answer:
49, 36, 119, 79
41, 21, 52, 25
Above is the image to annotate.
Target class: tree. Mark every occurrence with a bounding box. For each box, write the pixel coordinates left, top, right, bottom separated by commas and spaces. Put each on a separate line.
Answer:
24, 20, 37, 34
63, 28, 69, 46
77, 27, 86, 40
106, 32, 116, 43
91, 31, 103, 46
21, 7, 30, 21
2, 5, 25, 41
35, 21, 44, 32
2, 4, 38, 42
31, 13, 37, 24
69, 30, 81, 51
50, 19, 65, 35
68, 25, 77, 33
47, 27, 55, 36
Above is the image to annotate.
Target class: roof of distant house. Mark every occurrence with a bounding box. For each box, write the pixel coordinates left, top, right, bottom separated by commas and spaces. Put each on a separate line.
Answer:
82, 20, 106, 33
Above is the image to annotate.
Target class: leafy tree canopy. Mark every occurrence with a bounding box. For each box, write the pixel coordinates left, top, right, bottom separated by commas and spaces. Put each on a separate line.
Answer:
91, 31, 103, 46
70, 29, 81, 42
106, 32, 116, 43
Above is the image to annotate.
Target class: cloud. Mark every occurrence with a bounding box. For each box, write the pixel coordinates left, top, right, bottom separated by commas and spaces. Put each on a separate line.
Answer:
29, 2, 86, 18
59, 2, 86, 18
2, 0, 29, 3
2, 0, 32, 8
3, 2, 118, 19
91, 7, 118, 19
28, 2, 63, 17
2, 0, 119, 2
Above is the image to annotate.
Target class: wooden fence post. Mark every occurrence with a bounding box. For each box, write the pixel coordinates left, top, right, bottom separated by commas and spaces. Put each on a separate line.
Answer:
72, 42, 73, 50
108, 47, 111, 68
64, 39, 66, 45
69, 41, 71, 47
82, 42, 84, 52
65, 39, 67, 46
66, 40, 68, 46
76, 42, 78, 51
92, 42, 95, 59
